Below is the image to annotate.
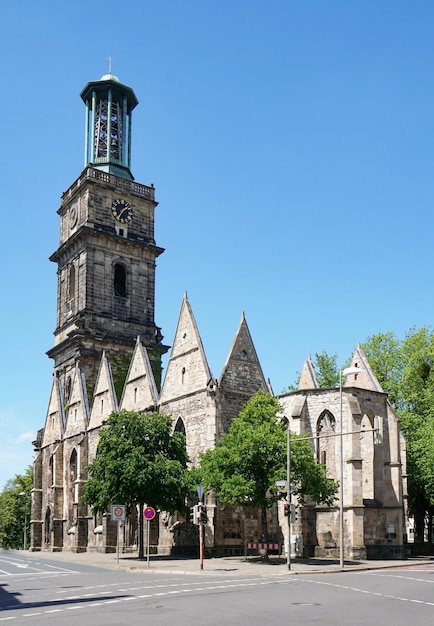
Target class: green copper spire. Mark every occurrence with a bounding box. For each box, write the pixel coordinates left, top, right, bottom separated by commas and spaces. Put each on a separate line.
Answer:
80, 72, 138, 180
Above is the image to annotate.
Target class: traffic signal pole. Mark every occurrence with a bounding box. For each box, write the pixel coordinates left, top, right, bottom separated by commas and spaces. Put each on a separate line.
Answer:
199, 501, 204, 570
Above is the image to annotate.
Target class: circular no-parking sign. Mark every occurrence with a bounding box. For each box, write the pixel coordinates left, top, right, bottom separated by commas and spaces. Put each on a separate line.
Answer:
111, 505, 126, 521
144, 506, 156, 520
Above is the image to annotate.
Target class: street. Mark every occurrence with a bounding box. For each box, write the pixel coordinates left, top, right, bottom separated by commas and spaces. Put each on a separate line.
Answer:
1, 549, 433, 625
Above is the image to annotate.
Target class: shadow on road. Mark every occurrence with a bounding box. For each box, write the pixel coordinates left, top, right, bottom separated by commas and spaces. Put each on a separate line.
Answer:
0, 583, 131, 613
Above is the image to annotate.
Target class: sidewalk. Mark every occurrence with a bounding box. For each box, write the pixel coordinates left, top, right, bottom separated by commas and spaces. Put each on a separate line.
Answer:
20, 549, 434, 577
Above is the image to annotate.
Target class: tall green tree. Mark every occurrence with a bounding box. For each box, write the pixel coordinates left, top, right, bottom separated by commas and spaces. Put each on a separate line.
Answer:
82, 410, 189, 558
314, 349, 339, 388
399, 327, 434, 542
362, 327, 434, 543
283, 349, 340, 391
0, 466, 33, 549
197, 391, 337, 539
360, 331, 403, 410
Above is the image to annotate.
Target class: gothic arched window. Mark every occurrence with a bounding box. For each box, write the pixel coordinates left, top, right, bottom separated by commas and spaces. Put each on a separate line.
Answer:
44, 507, 51, 545
174, 417, 186, 435
316, 411, 336, 473
69, 449, 78, 521
361, 413, 375, 500
70, 449, 78, 483
174, 417, 187, 454
65, 376, 72, 403
49, 455, 54, 487
114, 263, 127, 298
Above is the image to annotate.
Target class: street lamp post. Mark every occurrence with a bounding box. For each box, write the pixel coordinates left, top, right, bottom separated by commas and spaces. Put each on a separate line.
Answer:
339, 366, 362, 569
287, 426, 291, 570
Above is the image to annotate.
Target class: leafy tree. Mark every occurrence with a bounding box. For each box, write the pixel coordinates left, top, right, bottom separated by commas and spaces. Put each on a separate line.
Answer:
399, 327, 434, 542
0, 466, 33, 549
197, 391, 337, 539
314, 349, 339, 388
362, 327, 434, 543
82, 410, 189, 557
283, 349, 339, 391
360, 331, 403, 410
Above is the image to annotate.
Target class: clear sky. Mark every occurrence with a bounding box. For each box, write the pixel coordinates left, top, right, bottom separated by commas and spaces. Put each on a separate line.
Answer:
1, 0, 433, 490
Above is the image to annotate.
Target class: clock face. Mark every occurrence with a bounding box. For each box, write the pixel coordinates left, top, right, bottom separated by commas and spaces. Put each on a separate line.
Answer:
69, 203, 78, 228
112, 199, 133, 224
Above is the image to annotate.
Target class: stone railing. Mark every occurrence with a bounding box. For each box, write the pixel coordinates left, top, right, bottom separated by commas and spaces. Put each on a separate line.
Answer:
61, 166, 155, 202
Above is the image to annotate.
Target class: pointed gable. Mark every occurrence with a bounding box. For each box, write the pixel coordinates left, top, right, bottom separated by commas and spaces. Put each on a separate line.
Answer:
298, 355, 319, 390
63, 364, 89, 438
88, 352, 118, 430
345, 344, 384, 392
120, 337, 158, 412
160, 293, 213, 403
219, 312, 267, 394
42, 375, 65, 447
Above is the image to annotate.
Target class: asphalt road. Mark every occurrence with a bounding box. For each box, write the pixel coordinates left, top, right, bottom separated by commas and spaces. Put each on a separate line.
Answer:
1, 549, 433, 625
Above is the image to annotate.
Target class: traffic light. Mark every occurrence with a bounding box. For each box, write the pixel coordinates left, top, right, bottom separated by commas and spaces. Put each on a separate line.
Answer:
284, 503, 290, 517
290, 504, 298, 523
190, 505, 199, 525
200, 505, 208, 524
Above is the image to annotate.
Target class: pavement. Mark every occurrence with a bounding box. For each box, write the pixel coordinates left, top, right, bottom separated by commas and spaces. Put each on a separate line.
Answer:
18, 549, 434, 577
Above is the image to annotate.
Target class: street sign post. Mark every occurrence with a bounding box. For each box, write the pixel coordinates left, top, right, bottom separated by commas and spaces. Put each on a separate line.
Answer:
143, 506, 156, 567
196, 486, 205, 571
111, 505, 126, 563
111, 505, 126, 521
144, 506, 156, 520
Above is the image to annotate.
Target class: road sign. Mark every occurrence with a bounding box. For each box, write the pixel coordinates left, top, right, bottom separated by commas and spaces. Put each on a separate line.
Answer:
111, 505, 126, 521
275, 480, 288, 487
144, 506, 156, 520
196, 485, 204, 501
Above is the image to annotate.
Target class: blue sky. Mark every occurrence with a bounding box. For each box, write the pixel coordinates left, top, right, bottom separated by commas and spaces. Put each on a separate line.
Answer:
1, 0, 433, 490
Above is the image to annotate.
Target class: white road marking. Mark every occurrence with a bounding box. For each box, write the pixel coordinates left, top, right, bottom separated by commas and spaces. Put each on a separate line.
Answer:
367, 572, 434, 584
303, 578, 434, 607
0, 575, 315, 622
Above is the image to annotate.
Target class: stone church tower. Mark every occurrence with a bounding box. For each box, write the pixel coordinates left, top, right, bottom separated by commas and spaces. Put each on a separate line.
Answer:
47, 71, 167, 398
31, 71, 168, 551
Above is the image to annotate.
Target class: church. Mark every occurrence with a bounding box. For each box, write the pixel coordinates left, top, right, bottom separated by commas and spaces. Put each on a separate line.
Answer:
30, 71, 407, 560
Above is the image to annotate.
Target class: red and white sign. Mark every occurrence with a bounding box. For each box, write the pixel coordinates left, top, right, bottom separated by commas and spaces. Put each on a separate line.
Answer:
143, 506, 156, 520
245, 543, 280, 550
111, 505, 126, 521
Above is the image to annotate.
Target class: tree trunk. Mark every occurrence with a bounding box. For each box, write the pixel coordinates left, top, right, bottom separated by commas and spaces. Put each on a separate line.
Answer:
138, 503, 144, 558
428, 506, 434, 544
260, 507, 268, 541
414, 497, 426, 543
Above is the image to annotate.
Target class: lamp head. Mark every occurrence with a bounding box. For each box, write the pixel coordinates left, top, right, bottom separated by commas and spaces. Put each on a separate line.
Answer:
342, 366, 362, 377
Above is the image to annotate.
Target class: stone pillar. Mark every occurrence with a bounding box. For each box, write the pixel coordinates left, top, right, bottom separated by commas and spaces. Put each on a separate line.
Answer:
343, 396, 366, 558
30, 488, 43, 551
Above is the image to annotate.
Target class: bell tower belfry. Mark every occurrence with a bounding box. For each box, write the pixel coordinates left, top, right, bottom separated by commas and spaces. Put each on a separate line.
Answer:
81, 70, 137, 180
47, 70, 168, 397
